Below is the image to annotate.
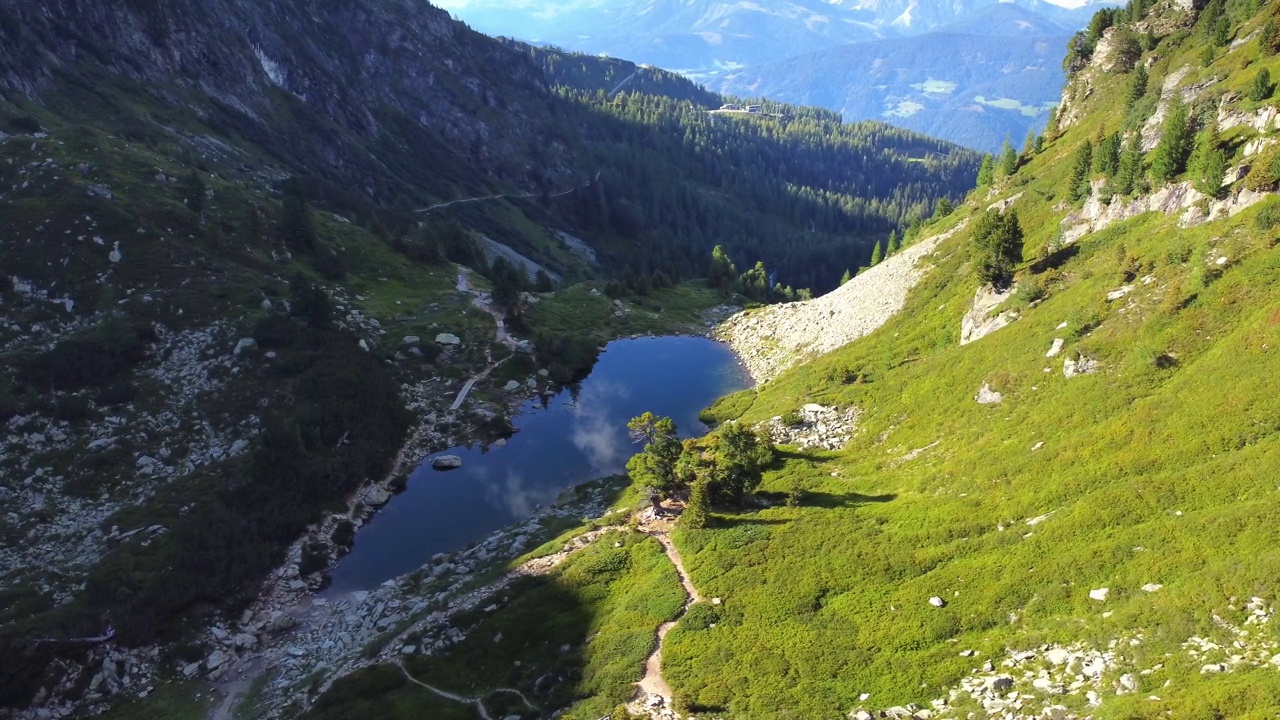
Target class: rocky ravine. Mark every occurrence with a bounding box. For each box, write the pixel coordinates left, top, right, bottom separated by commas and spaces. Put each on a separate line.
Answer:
717, 222, 967, 383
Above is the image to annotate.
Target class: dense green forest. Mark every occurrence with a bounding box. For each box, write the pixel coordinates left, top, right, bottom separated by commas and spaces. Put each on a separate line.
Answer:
549, 87, 981, 292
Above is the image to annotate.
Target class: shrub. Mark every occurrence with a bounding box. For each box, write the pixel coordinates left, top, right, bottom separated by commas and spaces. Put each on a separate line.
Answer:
17, 317, 150, 392
1254, 199, 1280, 233
780, 410, 805, 427
5, 115, 41, 134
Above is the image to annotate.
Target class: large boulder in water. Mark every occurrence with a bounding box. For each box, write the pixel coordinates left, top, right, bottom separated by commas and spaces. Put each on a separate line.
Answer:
432, 455, 462, 470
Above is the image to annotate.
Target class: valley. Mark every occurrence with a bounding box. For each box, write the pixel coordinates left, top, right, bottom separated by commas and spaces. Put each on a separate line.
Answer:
5, 0, 1280, 719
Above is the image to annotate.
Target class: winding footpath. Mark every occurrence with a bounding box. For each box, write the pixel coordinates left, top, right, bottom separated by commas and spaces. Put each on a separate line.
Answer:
636, 530, 703, 709
449, 270, 515, 411
395, 661, 538, 720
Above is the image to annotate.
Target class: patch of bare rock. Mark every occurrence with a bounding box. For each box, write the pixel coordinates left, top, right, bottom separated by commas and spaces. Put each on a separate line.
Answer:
717, 222, 967, 383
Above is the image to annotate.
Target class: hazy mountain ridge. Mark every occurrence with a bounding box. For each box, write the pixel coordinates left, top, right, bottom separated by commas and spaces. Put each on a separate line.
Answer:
442, 0, 1110, 149
718, 3, 1073, 150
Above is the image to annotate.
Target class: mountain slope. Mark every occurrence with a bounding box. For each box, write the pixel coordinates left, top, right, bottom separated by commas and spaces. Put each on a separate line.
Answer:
0, 0, 981, 715
304, 0, 1280, 717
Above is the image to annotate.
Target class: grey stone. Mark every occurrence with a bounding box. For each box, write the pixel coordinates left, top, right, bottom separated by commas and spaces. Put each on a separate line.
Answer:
435, 333, 461, 346
432, 455, 462, 470
233, 337, 257, 355
205, 650, 229, 670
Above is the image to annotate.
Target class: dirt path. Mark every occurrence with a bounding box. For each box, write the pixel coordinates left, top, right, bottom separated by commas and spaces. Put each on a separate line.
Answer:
396, 661, 538, 720
449, 270, 515, 410
636, 531, 702, 704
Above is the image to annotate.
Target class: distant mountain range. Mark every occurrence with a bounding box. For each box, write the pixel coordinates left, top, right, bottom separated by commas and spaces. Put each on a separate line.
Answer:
441, 0, 1115, 150
716, 3, 1076, 151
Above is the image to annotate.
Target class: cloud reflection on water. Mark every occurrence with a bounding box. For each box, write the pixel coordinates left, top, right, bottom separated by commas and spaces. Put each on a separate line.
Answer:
569, 378, 630, 474
485, 467, 561, 518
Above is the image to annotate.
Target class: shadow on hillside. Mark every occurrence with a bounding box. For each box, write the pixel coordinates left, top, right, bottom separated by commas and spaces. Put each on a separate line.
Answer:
1030, 243, 1080, 273
715, 515, 791, 528
800, 491, 896, 509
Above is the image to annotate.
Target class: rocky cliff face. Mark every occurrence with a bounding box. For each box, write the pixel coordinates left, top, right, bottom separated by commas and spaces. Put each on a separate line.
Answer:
0, 0, 560, 204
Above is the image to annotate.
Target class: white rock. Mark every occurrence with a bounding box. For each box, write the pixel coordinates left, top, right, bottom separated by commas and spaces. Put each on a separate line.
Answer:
1106, 285, 1134, 301
1089, 587, 1110, 601
928, 596, 946, 608
432, 455, 463, 470
1044, 648, 1071, 665
403, 335, 420, 345
435, 333, 461, 346
504, 380, 521, 391
233, 338, 257, 356
1064, 355, 1100, 378
1118, 673, 1138, 693
961, 283, 1018, 345
1141, 583, 1163, 593
358, 339, 370, 352
711, 597, 722, 606
975, 383, 1003, 405
1045, 338, 1064, 358
1201, 663, 1227, 674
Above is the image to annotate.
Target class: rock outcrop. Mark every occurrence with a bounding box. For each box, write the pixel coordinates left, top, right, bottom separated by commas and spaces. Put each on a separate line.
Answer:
718, 222, 966, 383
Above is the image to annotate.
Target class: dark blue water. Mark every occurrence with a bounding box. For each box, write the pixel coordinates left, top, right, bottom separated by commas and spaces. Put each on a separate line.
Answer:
324, 336, 749, 592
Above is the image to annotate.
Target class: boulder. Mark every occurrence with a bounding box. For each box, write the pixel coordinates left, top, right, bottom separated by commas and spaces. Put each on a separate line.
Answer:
975, 383, 1003, 405
1064, 355, 1100, 378
1045, 338, 1064, 358
504, 380, 521, 391
1089, 587, 1110, 601
1141, 583, 1163, 593
233, 338, 257, 356
432, 455, 463, 470
367, 486, 391, 506
928, 596, 946, 608
961, 284, 1018, 345
269, 610, 296, 632
435, 333, 462, 346
403, 335, 420, 345
205, 650, 229, 671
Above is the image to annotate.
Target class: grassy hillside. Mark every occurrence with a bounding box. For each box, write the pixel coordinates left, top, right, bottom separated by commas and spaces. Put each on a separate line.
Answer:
305, 1, 1280, 718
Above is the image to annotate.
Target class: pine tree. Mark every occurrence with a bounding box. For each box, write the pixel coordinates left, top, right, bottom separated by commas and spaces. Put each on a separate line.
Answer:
870, 240, 884, 266
1249, 68, 1274, 102
887, 231, 901, 256
1149, 97, 1192, 184
1263, 19, 1280, 56
1094, 132, 1121, 177
1125, 64, 1149, 110
976, 155, 995, 186
1023, 129, 1038, 156
183, 171, 206, 217
1068, 140, 1094, 202
280, 180, 318, 254
999, 138, 1018, 177
1115, 133, 1144, 196
1190, 125, 1228, 198
682, 479, 710, 529
972, 209, 1024, 288
839, 268, 852, 285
